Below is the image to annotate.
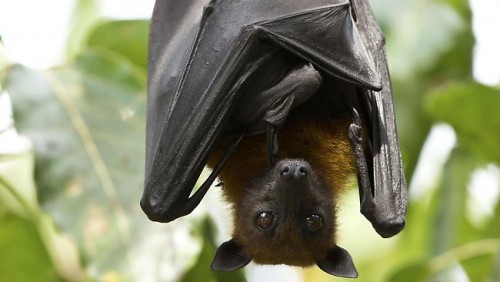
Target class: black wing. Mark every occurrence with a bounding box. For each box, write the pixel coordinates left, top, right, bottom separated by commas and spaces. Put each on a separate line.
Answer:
142, 0, 407, 237
348, 0, 407, 237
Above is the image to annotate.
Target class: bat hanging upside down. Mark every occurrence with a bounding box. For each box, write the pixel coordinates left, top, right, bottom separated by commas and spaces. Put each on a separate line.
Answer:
142, 0, 407, 278
207, 52, 362, 277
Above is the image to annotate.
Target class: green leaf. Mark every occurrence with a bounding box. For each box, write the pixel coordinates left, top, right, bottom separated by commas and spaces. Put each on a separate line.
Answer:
86, 20, 149, 70
486, 196, 500, 238
0, 39, 11, 72
0, 151, 37, 217
388, 261, 429, 282
390, 239, 500, 282
431, 148, 476, 254
66, 0, 100, 60
6, 56, 146, 278
487, 248, 500, 282
426, 83, 500, 163
37, 213, 85, 282
75, 50, 146, 92
386, 1, 466, 78
0, 214, 61, 282
386, 0, 475, 182
461, 254, 495, 281
0, 121, 85, 281
427, 0, 474, 79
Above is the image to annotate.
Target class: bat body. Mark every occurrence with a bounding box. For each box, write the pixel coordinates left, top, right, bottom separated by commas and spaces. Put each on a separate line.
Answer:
143, 0, 408, 277
207, 73, 359, 276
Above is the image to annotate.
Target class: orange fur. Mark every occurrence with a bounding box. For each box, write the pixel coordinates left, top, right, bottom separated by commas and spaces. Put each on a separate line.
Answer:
208, 116, 355, 206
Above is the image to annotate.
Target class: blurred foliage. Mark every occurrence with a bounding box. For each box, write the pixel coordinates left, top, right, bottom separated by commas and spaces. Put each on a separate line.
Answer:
0, 0, 499, 281
427, 83, 500, 164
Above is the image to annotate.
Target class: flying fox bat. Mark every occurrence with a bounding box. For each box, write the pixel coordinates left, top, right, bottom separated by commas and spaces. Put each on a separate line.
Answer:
142, 0, 407, 277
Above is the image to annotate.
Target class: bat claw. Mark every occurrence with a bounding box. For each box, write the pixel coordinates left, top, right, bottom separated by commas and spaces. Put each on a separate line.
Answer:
267, 125, 279, 166
348, 108, 362, 144
351, 107, 362, 127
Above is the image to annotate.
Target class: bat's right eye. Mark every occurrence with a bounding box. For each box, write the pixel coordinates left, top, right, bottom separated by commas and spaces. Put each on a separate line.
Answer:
305, 214, 323, 232
255, 212, 275, 230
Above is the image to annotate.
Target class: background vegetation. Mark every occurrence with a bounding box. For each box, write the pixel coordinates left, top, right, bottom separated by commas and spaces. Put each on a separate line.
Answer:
0, 0, 499, 281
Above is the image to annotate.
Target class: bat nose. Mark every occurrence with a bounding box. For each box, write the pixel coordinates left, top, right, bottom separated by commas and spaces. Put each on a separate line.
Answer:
279, 160, 310, 180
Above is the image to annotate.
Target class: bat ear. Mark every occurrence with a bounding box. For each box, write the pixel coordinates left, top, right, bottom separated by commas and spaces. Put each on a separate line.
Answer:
211, 239, 252, 272
316, 245, 358, 278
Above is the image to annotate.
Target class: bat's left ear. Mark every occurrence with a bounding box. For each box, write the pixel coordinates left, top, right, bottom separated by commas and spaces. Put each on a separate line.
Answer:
317, 245, 358, 278
211, 239, 252, 272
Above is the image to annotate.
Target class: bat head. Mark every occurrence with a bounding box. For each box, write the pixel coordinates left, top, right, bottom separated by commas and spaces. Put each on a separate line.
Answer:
211, 159, 357, 278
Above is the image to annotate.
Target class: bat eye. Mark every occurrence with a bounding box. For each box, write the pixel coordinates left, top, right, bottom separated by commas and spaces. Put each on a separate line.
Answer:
305, 214, 323, 232
255, 212, 275, 230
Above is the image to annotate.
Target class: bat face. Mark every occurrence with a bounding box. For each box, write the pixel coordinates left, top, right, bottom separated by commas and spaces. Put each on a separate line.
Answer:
211, 155, 358, 278
233, 159, 336, 266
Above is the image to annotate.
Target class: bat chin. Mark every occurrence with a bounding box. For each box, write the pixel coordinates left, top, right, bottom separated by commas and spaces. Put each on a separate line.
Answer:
234, 232, 331, 268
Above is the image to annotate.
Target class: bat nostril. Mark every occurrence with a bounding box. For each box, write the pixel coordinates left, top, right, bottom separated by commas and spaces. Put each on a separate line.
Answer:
278, 160, 311, 180
298, 165, 308, 177
280, 165, 291, 177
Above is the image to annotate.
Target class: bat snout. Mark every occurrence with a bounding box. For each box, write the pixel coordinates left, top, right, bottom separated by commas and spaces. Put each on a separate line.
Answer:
278, 160, 311, 180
